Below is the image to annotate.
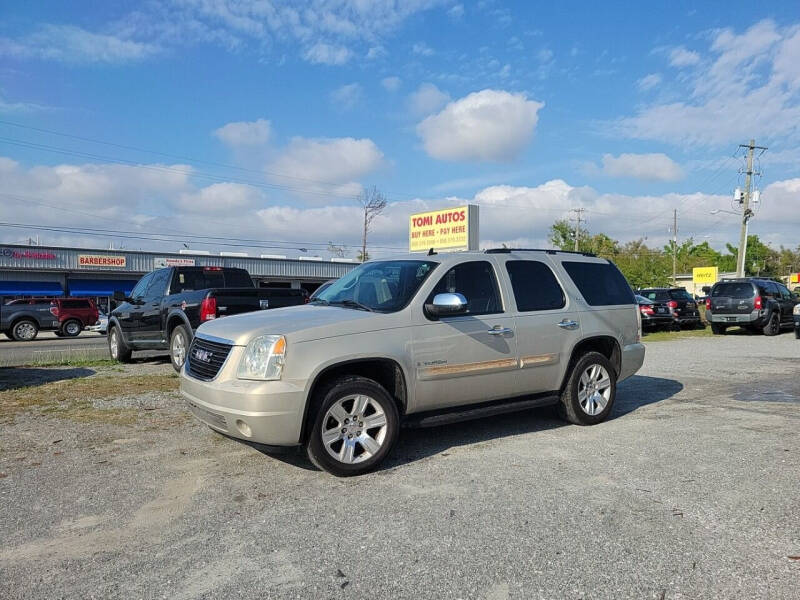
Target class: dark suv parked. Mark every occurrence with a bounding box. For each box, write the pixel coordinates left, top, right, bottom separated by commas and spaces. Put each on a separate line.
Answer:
1, 297, 98, 341
638, 287, 703, 329
706, 278, 798, 336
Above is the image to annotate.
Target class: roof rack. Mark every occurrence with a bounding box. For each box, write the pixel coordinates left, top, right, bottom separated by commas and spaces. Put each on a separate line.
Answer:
484, 248, 596, 257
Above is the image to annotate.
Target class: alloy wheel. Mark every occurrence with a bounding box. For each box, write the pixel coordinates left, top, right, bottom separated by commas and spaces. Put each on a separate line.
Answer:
172, 331, 186, 367
110, 330, 119, 358
65, 321, 80, 335
578, 364, 612, 416
16, 322, 36, 340
320, 394, 388, 464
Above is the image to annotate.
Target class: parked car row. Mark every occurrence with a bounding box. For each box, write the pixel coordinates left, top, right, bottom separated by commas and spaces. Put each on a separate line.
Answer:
0, 297, 99, 341
635, 286, 703, 331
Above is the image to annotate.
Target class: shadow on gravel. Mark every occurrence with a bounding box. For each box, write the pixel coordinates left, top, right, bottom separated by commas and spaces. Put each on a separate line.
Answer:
257, 374, 683, 473
0, 367, 96, 391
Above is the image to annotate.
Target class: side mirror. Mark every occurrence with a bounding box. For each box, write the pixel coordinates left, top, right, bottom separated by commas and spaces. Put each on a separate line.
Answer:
426, 293, 468, 318
113, 290, 127, 302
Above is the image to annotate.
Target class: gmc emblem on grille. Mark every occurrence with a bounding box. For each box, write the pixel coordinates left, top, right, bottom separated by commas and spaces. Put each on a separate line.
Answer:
194, 349, 213, 363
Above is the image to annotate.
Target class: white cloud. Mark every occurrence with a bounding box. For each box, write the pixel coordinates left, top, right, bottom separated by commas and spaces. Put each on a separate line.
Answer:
637, 73, 662, 91
330, 83, 362, 109
616, 20, 800, 146
0, 24, 159, 64
366, 45, 386, 59
448, 4, 465, 19
416, 89, 544, 162
600, 153, 684, 181
175, 182, 263, 214
668, 46, 700, 67
412, 42, 434, 56
304, 42, 352, 65
407, 83, 450, 117
267, 137, 385, 202
381, 76, 402, 92
536, 48, 554, 63
213, 118, 271, 147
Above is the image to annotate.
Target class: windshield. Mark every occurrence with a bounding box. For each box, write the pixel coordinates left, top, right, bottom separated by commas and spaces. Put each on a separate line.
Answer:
314, 260, 437, 313
669, 289, 694, 301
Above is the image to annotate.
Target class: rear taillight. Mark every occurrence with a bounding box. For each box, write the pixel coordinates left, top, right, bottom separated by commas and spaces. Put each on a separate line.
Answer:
49, 302, 59, 317
754, 296, 762, 310
200, 296, 217, 321
639, 305, 654, 315
705, 298, 711, 310
667, 300, 678, 310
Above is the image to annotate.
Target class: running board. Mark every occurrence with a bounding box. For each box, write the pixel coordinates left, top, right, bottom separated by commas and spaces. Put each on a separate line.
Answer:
402, 394, 560, 428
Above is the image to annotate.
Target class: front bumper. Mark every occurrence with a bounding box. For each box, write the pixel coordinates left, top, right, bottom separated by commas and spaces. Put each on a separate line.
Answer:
619, 342, 645, 383
180, 346, 306, 446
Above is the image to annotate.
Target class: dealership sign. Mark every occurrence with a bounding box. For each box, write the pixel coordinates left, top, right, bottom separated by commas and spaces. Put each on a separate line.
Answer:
409, 205, 479, 252
154, 257, 196, 268
692, 266, 719, 285
78, 254, 127, 268
1, 248, 57, 260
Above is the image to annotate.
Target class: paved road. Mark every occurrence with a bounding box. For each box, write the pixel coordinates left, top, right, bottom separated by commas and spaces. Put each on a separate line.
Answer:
1, 333, 799, 599
0, 331, 164, 365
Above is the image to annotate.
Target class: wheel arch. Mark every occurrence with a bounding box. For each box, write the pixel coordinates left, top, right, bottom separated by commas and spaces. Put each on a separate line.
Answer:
560, 335, 621, 392
166, 310, 193, 343
300, 357, 408, 444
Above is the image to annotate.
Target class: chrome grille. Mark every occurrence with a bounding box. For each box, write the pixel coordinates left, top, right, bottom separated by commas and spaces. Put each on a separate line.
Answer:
187, 336, 232, 381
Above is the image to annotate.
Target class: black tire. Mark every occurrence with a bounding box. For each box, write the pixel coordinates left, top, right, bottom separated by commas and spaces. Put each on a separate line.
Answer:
711, 323, 726, 335
169, 324, 190, 372
557, 351, 617, 426
795, 327, 800, 339
108, 325, 133, 363
53, 331, 64, 337
3, 331, 13, 340
762, 312, 780, 336
61, 319, 83, 337
695, 321, 706, 330
11, 319, 39, 342
305, 376, 400, 477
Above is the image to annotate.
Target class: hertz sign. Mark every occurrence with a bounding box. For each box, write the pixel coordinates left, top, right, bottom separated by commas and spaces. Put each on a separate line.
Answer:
409, 205, 479, 253
692, 266, 719, 285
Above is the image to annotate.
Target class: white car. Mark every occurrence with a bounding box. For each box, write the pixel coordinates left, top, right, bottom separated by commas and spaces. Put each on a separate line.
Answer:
86, 312, 109, 334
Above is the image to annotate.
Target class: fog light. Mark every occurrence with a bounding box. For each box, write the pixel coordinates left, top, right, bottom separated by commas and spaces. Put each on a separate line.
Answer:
235, 419, 252, 438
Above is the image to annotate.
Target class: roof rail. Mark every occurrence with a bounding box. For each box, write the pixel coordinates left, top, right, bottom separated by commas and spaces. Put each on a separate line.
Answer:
484, 248, 596, 257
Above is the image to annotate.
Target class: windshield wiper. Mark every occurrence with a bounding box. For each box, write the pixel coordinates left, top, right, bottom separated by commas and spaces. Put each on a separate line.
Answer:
329, 299, 374, 312
310, 298, 329, 306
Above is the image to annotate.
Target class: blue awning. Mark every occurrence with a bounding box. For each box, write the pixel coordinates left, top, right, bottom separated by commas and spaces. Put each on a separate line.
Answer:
68, 279, 138, 297
0, 281, 64, 296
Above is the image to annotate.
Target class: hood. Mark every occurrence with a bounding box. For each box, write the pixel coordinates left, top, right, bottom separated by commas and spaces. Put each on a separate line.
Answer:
195, 304, 403, 346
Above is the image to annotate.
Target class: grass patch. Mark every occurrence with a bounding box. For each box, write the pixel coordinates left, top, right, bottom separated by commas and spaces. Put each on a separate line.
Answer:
0, 374, 180, 425
27, 358, 121, 368
642, 327, 714, 342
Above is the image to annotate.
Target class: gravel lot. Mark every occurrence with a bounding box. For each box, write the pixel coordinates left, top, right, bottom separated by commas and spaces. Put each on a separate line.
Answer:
1, 333, 798, 599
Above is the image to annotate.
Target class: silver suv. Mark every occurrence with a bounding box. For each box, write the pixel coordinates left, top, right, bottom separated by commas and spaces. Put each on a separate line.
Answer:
181, 249, 645, 476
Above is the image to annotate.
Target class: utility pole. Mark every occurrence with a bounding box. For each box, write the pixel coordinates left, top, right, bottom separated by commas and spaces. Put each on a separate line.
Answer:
672, 209, 677, 286
736, 139, 767, 278
570, 208, 585, 251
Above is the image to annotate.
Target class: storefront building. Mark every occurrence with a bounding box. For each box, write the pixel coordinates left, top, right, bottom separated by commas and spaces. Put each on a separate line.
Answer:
0, 245, 357, 313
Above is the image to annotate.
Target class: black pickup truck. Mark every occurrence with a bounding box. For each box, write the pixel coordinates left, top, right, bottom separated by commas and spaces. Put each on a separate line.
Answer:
108, 266, 306, 370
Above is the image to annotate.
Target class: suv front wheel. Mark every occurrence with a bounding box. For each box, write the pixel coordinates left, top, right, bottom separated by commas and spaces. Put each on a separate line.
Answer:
558, 352, 617, 425
108, 325, 133, 363
306, 376, 399, 476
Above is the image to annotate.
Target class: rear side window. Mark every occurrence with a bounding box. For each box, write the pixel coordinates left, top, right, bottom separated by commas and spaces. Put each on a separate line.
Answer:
642, 290, 669, 302
669, 289, 693, 301
562, 261, 635, 306
712, 283, 755, 298
61, 299, 90, 309
506, 260, 565, 311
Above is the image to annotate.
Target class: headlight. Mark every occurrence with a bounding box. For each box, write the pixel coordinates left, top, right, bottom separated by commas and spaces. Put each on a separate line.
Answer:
794, 304, 800, 316
237, 335, 286, 380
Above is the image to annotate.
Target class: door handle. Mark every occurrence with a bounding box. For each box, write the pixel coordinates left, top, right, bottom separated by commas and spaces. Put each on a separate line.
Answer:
557, 319, 579, 330
487, 326, 513, 335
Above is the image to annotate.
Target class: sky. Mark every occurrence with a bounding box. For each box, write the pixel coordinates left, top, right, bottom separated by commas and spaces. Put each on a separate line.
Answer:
1, 0, 799, 259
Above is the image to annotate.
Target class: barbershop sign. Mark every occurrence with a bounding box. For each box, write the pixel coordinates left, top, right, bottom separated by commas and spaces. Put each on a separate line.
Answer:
78, 254, 127, 268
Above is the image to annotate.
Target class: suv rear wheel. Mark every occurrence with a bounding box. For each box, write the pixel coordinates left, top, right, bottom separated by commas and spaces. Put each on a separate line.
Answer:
558, 351, 616, 426
169, 325, 189, 372
108, 325, 133, 363
62, 319, 83, 337
762, 312, 780, 336
306, 376, 399, 477
11, 319, 39, 342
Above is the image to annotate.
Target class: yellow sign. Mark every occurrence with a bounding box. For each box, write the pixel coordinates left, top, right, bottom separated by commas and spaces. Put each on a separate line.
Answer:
692, 266, 719, 284
790, 273, 799, 284
409, 205, 478, 252
78, 254, 127, 268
